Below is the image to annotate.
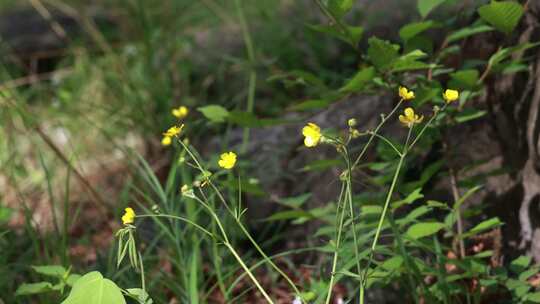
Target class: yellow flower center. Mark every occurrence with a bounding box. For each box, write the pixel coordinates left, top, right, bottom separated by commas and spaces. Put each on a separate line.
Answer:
302, 122, 322, 148
218, 152, 237, 169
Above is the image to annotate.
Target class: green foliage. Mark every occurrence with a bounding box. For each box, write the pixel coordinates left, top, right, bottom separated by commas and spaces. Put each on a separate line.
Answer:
478, 1, 524, 34
61, 272, 125, 304
417, 0, 447, 18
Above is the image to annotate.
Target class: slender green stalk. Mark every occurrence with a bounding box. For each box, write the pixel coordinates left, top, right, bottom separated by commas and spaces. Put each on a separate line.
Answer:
235, 0, 257, 153
345, 151, 362, 301
135, 214, 214, 238
325, 183, 347, 304
359, 127, 412, 304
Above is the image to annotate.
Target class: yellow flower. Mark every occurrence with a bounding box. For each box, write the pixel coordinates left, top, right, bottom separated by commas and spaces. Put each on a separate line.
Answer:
302, 122, 322, 148
399, 86, 415, 100
218, 152, 237, 169
122, 207, 136, 225
443, 89, 459, 103
161, 136, 172, 146
399, 107, 424, 127
163, 124, 184, 138
172, 106, 189, 119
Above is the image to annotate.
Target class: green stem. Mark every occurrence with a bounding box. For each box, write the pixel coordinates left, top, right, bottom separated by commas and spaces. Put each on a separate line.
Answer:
135, 214, 214, 237
345, 151, 362, 300
325, 183, 347, 304
352, 100, 403, 170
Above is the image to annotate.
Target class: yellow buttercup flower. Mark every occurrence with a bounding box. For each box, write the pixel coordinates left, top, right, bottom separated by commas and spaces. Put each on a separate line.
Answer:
122, 207, 136, 225
218, 152, 237, 169
163, 124, 184, 138
443, 89, 459, 103
399, 107, 424, 128
172, 106, 189, 119
399, 86, 415, 100
302, 122, 322, 148
161, 136, 172, 146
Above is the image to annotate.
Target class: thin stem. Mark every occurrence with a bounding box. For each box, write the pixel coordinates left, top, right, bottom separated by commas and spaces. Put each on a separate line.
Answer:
223, 242, 275, 304
352, 100, 403, 170
346, 153, 362, 302
408, 104, 447, 150
368, 132, 403, 157
325, 183, 347, 304
135, 214, 214, 238
360, 126, 413, 304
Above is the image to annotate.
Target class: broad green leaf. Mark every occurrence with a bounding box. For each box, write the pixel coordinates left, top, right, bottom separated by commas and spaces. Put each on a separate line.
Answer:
397, 206, 432, 226
463, 217, 503, 238
367, 37, 400, 70
61, 271, 126, 304
447, 25, 494, 43
393, 188, 424, 209
0, 206, 12, 223
381, 256, 404, 271
32, 265, 67, 278
449, 69, 479, 90
290, 99, 330, 111
227, 111, 259, 127
339, 67, 375, 93
66, 274, 81, 287
526, 292, 540, 303
15, 282, 53, 296
197, 105, 229, 123
399, 21, 437, 41
510, 255, 532, 274
406, 222, 445, 239
478, 1, 524, 34
417, 0, 446, 18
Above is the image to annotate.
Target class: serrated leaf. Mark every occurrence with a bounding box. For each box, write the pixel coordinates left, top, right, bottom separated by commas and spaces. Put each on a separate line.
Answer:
399, 21, 437, 41
32, 265, 67, 278
61, 271, 126, 304
478, 1, 524, 34
197, 105, 229, 123
488, 42, 540, 68
447, 25, 494, 43
417, 0, 446, 18
339, 67, 375, 93
367, 37, 400, 70
406, 222, 445, 239
15, 282, 53, 296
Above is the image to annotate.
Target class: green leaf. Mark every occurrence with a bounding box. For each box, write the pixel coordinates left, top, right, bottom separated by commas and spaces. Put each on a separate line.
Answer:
339, 67, 375, 93
197, 105, 229, 123
266, 210, 313, 222
381, 256, 404, 271
277, 193, 312, 208
449, 69, 479, 90
0, 206, 12, 223
66, 274, 81, 287
301, 159, 342, 172
463, 217, 503, 238
16, 282, 53, 296
61, 271, 126, 304
290, 99, 330, 111
326, 0, 354, 18
510, 255, 532, 274
32, 265, 67, 278
477, 1, 524, 34
367, 37, 400, 70
126, 288, 153, 304
447, 25, 494, 43
526, 292, 540, 302
488, 42, 540, 68
399, 21, 437, 41
455, 109, 487, 123
406, 222, 445, 239
308, 24, 363, 47
417, 0, 446, 18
